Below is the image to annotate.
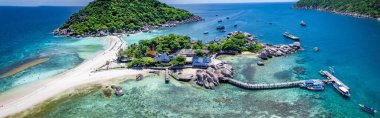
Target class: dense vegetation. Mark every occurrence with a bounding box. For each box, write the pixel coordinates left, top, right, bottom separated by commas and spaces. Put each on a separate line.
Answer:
58, 0, 195, 35
294, 0, 380, 18
120, 34, 262, 67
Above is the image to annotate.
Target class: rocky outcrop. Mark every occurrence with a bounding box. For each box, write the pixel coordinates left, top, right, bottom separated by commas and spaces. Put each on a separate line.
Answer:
196, 63, 234, 89
259, 42, 302, 60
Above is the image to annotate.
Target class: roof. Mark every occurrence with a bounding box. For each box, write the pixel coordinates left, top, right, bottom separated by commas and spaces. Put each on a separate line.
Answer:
192, 57, 211, 67
156, 54, 170, 62
305, 80, 314, 84
339, 87, 349, 92
176, 49, 195, 55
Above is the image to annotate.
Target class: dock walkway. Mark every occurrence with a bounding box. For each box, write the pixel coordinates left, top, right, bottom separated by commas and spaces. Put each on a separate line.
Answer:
321, 70, 350, 90
227, 78, 306, 90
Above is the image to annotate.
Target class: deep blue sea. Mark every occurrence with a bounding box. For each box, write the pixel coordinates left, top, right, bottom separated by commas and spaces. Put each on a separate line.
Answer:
2, 3, 380, 118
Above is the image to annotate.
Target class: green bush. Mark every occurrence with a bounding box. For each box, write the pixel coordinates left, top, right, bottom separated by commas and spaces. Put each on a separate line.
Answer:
295, 0, 380, 18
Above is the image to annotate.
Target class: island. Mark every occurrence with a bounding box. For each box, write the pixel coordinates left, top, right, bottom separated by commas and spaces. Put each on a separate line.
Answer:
99, 31, 305, 89
294, 0, 380, 20
54, 0, 203, 37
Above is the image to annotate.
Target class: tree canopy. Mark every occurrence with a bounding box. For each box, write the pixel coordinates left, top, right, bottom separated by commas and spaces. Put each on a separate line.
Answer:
295, 0, 380, 18
58, 0, 195, 35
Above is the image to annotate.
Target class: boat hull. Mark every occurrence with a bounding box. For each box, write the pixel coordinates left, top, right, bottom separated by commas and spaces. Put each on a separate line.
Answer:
333, 83, 350, 97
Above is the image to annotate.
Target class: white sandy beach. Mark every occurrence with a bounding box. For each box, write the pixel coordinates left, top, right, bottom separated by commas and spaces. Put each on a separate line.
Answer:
0, 36, 146, 117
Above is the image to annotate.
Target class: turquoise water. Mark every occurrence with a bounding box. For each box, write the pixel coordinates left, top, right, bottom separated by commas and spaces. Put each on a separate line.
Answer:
4, 3, 380, 118
0, 7, 106, 93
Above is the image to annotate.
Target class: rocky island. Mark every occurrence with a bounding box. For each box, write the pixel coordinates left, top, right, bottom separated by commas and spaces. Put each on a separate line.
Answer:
294, 0, 380, 21
54, 0, 203, 37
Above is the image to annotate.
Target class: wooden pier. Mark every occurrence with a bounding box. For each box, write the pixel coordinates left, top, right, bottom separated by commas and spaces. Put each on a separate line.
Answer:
321, 70, 350, 90
227, 78, 306, 90
165, 68, 170, 83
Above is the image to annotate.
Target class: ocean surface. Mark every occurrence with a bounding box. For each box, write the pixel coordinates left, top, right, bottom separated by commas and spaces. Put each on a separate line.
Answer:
2, 3, 380, 118
0, 7, 106, 93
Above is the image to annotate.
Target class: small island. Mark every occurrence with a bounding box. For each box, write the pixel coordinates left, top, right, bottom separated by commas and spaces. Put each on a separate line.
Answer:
118, 32, 262, 68
295, 0, 380, 20
94, 31, 305, 89
54, 0, 203, 37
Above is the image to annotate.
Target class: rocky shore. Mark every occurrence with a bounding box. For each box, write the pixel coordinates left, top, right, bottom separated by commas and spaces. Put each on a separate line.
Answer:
259, 42, 302, 60
53, 16, 204, 38
196, 62, 234, 89
294, 6, 380, 21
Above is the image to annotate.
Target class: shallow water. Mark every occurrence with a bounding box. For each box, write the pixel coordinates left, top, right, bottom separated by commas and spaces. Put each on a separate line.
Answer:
0, 7, 106, 93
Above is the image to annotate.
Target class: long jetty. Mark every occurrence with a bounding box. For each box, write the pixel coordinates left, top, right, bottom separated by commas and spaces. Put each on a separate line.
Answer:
321, 70, 350, 90
227, 78, 306, 90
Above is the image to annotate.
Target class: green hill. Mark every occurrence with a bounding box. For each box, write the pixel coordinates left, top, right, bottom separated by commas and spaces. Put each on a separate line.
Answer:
54, 0, 202, 37
294, 0, 380, 19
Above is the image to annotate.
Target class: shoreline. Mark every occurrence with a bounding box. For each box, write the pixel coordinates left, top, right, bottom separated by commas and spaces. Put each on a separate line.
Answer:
0, 36, 148, 117
294, 7, 380, 21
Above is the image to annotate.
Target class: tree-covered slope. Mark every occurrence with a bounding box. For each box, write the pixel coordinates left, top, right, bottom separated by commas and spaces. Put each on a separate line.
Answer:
294, 0, 380, 18
54, 0, 202, 37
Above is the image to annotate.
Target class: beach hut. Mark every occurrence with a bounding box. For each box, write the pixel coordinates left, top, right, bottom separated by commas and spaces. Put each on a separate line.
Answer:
156, 54, 170, 63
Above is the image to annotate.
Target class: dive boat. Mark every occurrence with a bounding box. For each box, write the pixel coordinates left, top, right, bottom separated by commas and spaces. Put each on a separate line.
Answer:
300, 80, 325, 91
359, 104, 377, 114
283, 32, 300, 41
216, 25, 225, 30
300, 20, 307, 26
307, 85, 324, 91
333, 82, 350, 97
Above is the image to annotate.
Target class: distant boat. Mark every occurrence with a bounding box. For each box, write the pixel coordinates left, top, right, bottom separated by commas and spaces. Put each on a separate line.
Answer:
359, 104, 377, 114
283, 32, 300, 41
226, 17, 230, 19
203, 31, 209, 34
333, 83, 350, 97
234, 24, 238, 27
300, 20, 307, 26
218, 20, 222, 23
216, 25, 225, 30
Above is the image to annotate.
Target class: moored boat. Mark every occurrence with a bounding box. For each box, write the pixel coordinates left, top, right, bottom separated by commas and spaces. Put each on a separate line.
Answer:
359, 104, 377, 114
216, 25, 225, 30
333, 82, 350, 97
283, 32, 300, 41
300, 79, 325, 91
203, 31, 209, 34
300, 20, 307, 26
307, 85, 324, 91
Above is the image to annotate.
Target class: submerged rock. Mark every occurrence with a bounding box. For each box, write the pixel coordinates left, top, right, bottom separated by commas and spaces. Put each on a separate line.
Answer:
293, 66, 306, 75
273, 70, 293, 80
101, 86, 113, 98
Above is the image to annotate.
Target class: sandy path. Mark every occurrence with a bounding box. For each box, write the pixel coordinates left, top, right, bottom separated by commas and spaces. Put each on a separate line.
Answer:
0, 36, 145, 117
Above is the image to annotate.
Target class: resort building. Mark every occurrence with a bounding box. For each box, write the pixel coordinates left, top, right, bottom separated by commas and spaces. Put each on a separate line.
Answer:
192, 56, 211, 67
156, 54, 170, 63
